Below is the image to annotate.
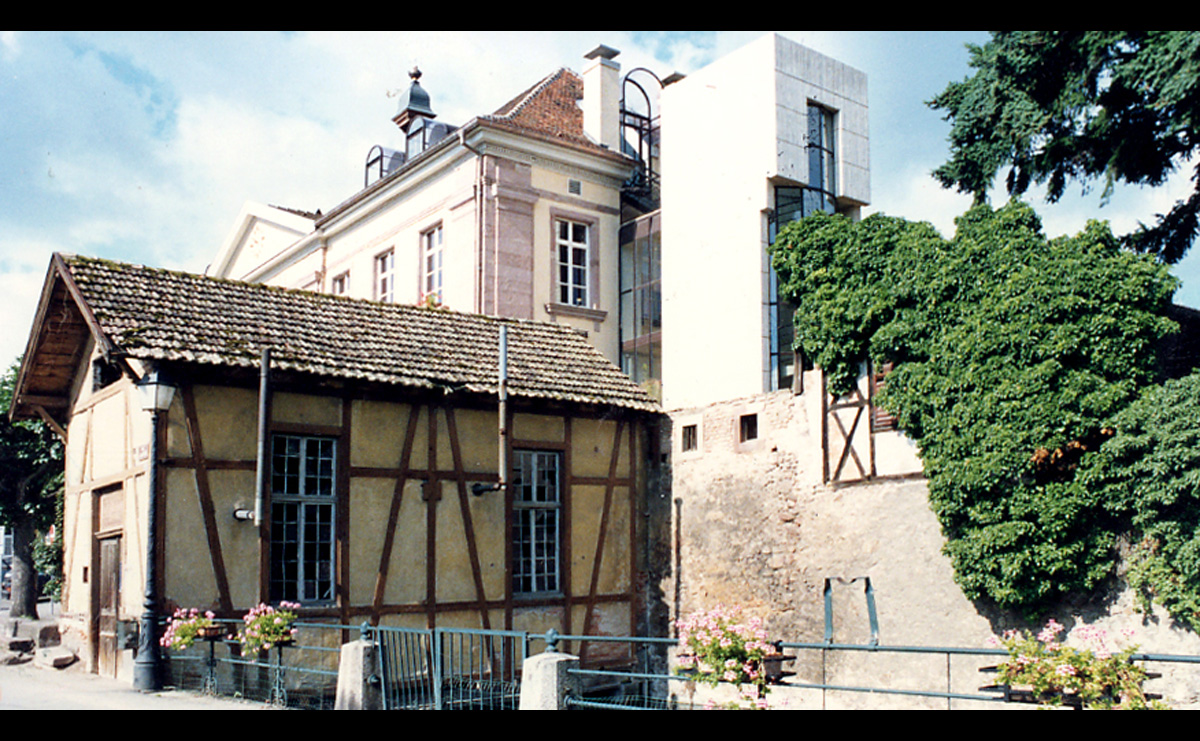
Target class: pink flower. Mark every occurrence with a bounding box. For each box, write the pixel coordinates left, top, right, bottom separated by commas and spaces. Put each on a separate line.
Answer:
1038, 620, 1064, 644
1056, 664, 1077, 677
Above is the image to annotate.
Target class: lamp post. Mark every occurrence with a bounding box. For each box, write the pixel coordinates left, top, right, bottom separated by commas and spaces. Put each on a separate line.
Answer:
133, 367, 177, 692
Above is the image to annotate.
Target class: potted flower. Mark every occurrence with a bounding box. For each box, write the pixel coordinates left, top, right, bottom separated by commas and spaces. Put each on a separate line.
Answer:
160, 607, 226, 650
675, 605, 774, 709
989, 619, 1167, 710
238, 601, 301, 654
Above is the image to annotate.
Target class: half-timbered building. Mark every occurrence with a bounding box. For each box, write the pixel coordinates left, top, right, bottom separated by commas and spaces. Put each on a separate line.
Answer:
10, 253, 658, 680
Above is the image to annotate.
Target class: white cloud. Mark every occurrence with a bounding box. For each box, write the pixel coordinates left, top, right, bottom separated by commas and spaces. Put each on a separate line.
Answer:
0, 31, 19, 60
868, 167, 974, 238
0, 239, 60, 369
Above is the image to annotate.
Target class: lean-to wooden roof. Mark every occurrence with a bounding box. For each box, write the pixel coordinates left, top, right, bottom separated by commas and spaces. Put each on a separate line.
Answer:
12, 253, 659, 420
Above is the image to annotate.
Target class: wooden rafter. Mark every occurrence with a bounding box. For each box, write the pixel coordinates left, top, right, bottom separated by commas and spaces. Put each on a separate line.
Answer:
181, 386, 234, 611
444, 407, 493, 629
579, 418, 625, 664
371, 403, 421, 623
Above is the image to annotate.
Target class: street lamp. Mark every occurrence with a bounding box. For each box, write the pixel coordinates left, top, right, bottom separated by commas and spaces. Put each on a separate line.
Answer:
133, 367, 177, 692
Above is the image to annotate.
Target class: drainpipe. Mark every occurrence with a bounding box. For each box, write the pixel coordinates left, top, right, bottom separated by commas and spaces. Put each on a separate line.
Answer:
498, 325, 508, 489
472, 325, 508, 497
255, 348, 272, 528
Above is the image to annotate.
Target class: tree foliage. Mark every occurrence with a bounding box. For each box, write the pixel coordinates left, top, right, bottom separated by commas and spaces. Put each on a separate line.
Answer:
930, 31, 1200, 263
769, 202, 1179, 613
1, 359, 64, 616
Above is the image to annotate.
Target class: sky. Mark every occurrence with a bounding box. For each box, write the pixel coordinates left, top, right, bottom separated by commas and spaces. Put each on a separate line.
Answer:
3, 30, 1198, 369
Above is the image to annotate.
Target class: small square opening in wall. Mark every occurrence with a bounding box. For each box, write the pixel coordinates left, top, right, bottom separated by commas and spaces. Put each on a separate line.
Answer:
739, 413, 758, 443
568, 179, 582, 195
682, 424, 698, 452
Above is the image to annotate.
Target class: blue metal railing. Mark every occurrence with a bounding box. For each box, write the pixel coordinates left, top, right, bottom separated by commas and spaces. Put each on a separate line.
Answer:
170, 617, 1200, 710
370, 625, 535, 710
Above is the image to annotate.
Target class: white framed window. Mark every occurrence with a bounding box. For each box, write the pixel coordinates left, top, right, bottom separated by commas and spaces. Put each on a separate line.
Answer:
376, 249, 395, 303
422, 225, 444, 304
556, 219, 590, 307
512, 450, 561, 596
270, 434, 336, 604
331, 271, 349, 296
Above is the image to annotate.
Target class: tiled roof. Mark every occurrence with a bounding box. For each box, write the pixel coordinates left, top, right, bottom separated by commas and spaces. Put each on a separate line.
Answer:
480, 68, 601, 151
317, 67, 625, 229
58, 254, 659, 413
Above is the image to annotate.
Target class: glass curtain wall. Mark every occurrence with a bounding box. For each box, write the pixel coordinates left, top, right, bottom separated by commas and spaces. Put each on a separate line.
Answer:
768, 104, 837, 392
619, 211, 662, 400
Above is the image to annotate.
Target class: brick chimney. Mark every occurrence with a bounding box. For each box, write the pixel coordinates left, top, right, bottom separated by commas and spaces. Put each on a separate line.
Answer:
582, 45, 620, 151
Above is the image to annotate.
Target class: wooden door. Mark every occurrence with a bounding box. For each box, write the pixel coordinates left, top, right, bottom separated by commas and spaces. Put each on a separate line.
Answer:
97, 537, 121, 678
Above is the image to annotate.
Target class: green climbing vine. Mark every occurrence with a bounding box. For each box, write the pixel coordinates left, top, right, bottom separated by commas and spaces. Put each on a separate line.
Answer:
769, 201, 1181, 614
1078, 372, 1200, 630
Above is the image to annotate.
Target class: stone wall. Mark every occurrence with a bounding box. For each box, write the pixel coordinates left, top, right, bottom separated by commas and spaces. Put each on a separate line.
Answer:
648, 371, 1200, 708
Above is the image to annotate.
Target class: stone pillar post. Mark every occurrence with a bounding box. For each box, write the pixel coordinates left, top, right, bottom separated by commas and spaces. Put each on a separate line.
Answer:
518, 651, 580, 710
335, 639, 383, 710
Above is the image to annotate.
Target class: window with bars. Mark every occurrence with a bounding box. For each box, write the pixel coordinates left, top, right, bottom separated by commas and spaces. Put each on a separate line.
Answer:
512, 450, 561, 596
556, 219, 589, 307
270, 434, 336, 604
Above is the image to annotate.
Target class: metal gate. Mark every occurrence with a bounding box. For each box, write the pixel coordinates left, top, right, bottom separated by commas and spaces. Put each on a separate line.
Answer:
373, 626, 532, 710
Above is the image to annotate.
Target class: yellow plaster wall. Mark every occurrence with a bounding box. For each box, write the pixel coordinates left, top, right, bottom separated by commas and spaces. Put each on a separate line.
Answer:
512, 413, 564, 443
569, 418, 628, 477
61, 489, 91, 615
163, 467, 221, 609
448, 408, 499, 472
377, 479, 427, 606
208, 469, 260, 607
570, 484, 632, 595
432, 480, 506, 604
348, 477, 423, 606
193, 385, 258, 461
512, 605, 566, 636
572, 603, 635, 663
273, 391, 343, 428
65, 412, 88, 490
89, 390, 132, 480
147, 382, 639, 631
119, 474, 148, 618
349, 400, 411, 468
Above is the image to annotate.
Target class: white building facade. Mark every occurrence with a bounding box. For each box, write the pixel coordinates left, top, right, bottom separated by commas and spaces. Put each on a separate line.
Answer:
208, 33, 915, 482
658, 34, 870, 410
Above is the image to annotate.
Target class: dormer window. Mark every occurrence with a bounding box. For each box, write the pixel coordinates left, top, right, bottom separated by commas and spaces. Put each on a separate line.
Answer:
406, 118, 427, 160
92, 357, 122, 393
